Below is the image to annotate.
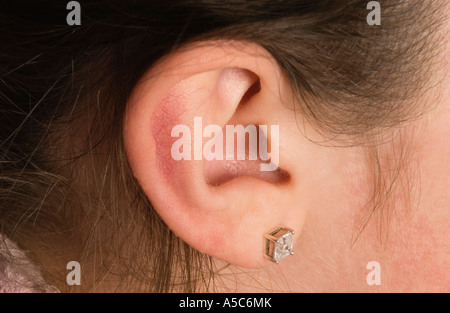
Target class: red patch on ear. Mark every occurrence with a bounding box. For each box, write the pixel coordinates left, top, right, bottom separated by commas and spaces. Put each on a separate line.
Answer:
150, 83, 197, 183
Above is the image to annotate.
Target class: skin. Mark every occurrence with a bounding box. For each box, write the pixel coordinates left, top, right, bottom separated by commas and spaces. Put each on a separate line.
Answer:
4, 2, 448, 295
123, 10, 449, 292
213, 26, 450, 292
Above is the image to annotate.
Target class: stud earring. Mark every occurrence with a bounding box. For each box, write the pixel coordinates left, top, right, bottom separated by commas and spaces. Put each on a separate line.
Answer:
264, 226, 294, 264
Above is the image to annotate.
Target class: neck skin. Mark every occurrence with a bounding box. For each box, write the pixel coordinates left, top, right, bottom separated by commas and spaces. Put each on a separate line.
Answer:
213, 25, 450, 293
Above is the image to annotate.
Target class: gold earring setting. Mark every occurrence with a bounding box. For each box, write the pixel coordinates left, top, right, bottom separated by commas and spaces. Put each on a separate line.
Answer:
264, 226, 294, 264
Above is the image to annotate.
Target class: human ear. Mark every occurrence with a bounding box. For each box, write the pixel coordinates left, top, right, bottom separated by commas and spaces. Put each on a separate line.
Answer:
123, 41, 308, 268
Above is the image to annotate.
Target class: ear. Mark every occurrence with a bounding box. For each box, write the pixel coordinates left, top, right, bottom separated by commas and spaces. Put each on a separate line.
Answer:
123, 41, 307, 268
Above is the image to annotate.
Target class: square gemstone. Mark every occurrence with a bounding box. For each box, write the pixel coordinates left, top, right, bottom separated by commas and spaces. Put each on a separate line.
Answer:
274, 232, 293, 261
264, 227, 294, 263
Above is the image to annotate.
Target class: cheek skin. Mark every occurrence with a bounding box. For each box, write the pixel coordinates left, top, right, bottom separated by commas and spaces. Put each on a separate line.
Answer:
286, 142, 379, 290
310, 140, 449, 291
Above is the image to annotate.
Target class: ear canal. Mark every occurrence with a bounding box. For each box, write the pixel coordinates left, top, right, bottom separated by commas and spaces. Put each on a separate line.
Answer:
203, 69, 289, 187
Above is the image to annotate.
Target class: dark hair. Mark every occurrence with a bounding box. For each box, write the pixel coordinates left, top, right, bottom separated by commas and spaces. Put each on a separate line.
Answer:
0, 0, 446, 292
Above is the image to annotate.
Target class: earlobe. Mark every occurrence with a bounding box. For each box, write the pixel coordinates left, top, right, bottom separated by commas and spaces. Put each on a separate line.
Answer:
123, 41, 307, 268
